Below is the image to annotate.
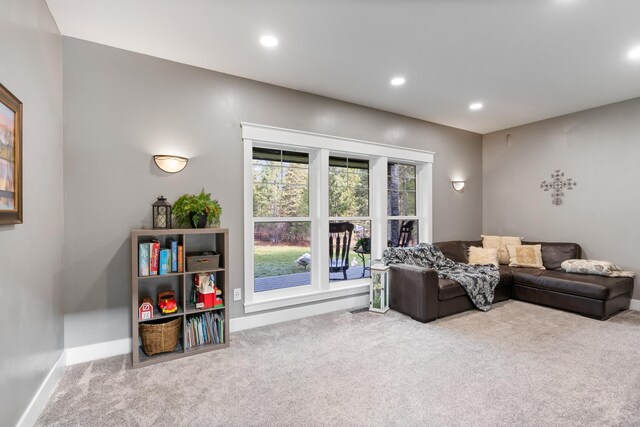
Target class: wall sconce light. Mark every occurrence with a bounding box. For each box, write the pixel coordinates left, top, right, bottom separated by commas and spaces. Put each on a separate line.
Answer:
452, 181, 466, 192
153, 155, 188, 173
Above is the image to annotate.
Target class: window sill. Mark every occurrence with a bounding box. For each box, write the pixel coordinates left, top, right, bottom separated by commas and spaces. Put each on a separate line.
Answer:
244, 281, 370, 314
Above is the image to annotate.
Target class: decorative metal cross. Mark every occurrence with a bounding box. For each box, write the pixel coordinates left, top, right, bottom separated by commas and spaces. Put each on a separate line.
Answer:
541, 170, 577, 206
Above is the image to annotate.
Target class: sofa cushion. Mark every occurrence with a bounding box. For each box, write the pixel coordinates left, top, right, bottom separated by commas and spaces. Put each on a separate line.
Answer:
468, 246, 499, 266
512, 269, 633, 300
507, 244, 545, 269
483, 235, 522, 264
561, 259, 635, 278
463, 240, 483, 249
522, 241, 582, 270
433, 241, 468, 263
439, 265, 513, 301
438, 279, 465, 300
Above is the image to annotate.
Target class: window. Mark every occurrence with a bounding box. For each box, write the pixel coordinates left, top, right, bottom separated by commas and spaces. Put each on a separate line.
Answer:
252, 148, 311, 293
329, 157, 371, 280
387, 162, 418, 247
243, 123, 433, 313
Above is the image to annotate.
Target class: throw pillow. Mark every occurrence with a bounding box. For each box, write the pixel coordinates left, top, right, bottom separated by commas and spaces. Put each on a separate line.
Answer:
467, 246, 499, 266
506, 244, 545, 269
561, 259, 635, 277
482, 235, 522, 264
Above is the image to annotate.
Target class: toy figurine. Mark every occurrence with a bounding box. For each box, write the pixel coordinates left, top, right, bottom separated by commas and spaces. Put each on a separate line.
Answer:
158, 290, 178, 314
138, 297, 154, 320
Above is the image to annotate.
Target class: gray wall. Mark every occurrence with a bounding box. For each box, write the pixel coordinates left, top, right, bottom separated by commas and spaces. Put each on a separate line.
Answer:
0, 0, 64, 424
483, 97, 640, 300
63, 37, 483, 348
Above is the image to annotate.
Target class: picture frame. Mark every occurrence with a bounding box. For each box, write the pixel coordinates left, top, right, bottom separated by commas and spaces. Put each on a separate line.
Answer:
0, 83, 23, 225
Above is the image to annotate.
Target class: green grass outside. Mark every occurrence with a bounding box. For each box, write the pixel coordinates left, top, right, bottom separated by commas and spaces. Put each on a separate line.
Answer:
254, 245, 370, 278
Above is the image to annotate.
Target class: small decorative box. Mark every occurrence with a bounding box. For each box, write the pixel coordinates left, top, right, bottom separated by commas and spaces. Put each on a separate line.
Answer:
186, 252, 220, 272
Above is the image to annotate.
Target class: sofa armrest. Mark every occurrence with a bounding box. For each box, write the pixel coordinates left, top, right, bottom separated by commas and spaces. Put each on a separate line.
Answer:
389, 264, 439, 323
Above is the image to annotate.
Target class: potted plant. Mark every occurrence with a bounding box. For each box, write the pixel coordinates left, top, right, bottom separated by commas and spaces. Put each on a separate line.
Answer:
172, 189, 222, 228
354, 237, 371, 253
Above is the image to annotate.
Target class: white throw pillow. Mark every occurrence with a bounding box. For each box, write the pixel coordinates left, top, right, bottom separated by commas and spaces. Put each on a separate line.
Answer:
561, 259, 635, 278
482, 235, 522, 265
468, 246, 499, 266
506, 244, 545, 269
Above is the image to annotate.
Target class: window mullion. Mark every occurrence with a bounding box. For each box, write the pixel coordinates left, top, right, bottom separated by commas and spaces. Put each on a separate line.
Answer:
311, 149, 329, 291
417, 162, 432, 243
371, 156, 388, 261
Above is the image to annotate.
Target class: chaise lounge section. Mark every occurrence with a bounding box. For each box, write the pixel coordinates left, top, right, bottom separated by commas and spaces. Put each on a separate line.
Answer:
389, 240, 635, 322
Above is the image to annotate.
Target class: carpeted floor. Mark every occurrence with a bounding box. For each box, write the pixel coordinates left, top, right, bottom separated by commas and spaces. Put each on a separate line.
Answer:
38, 301, 640, 426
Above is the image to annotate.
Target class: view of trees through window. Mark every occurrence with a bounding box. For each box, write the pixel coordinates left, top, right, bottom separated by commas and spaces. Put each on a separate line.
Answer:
329, 156, 369, 217
329, 157, 371, 280
251, 150, 420, 291
253, 148, 311, 292
387, 162, 418, 246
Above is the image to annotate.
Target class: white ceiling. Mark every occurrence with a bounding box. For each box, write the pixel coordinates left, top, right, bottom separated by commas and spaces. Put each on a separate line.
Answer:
46, 0, 640, 134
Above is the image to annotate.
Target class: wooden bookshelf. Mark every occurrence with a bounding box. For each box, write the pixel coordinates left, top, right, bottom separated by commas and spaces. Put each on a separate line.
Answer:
131, 228, 229, 368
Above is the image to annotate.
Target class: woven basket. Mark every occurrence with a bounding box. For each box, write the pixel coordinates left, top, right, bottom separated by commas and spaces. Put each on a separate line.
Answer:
139, 316, 181, 356
187, 253, 220, 272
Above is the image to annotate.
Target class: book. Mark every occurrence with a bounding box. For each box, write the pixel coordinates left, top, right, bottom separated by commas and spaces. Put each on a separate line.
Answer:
150, 240, 160, 275
214, 312, 224, 343
159, 249, 170, 275
138, 243, 150, 276
202, 316, 208, 343
177, 245, 184, 273
170, 240, 178, 272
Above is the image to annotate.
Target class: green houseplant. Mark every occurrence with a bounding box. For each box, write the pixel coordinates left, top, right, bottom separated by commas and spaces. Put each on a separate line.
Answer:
172, 189, 222, 228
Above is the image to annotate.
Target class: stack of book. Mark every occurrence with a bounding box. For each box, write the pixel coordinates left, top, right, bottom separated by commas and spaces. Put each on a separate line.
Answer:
138, 239, 183, 276
185, 312, 224, 349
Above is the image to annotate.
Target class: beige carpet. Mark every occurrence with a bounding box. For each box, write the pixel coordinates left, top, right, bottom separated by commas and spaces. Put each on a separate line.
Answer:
38, 301, 640, 426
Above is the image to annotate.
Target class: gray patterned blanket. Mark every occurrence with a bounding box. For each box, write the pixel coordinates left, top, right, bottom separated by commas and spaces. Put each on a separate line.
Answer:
383, 243, 500, 311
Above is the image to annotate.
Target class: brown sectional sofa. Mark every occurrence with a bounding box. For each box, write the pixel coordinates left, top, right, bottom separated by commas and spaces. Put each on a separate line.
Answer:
388, 240, 635, 322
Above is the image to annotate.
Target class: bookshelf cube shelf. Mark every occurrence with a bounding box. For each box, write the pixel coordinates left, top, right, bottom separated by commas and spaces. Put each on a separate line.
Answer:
131, 228, 229, 368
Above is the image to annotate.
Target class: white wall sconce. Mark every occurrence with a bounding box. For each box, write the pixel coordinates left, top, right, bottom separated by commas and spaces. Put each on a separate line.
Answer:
153, 155, 188, 173
452, 181, 466, 192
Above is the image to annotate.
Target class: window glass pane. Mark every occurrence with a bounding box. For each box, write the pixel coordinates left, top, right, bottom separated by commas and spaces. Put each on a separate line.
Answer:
253, 164, 282, 184
280, 184, 309, 217
387, 162, 416, 216
388, 190, 417, 216
387, 220, 418, 247
253, 183, 281, 217
253, 148, 308, 218
254, 222, 311, 292
329, 156, 369, 217
329, 220, 371, 282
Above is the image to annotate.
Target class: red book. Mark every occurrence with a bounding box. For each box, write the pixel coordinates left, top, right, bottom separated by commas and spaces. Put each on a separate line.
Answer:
150, 240, 160, 275
178, 245, 184, 273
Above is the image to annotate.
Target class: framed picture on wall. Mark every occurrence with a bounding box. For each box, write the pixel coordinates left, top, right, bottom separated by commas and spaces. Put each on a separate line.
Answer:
0, 83, 23, 225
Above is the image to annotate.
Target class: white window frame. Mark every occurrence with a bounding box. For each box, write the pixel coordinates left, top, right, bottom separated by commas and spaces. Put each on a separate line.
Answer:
242, 123, 434, 313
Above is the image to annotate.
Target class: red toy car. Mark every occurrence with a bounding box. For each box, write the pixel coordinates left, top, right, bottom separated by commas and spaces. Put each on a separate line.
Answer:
158, 290, 178, 314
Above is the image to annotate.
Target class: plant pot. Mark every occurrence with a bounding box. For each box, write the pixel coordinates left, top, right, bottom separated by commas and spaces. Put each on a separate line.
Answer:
190, 212, 208, 229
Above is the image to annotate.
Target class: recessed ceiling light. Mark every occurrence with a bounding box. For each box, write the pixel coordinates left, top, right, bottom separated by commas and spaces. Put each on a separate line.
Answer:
469, 102, 484, 111
260, 35, 279, 48
628, 45, 640, 60
390, 77, 406, 86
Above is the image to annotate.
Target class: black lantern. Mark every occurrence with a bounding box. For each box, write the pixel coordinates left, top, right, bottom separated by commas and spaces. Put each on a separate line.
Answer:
152, 196, 172, 229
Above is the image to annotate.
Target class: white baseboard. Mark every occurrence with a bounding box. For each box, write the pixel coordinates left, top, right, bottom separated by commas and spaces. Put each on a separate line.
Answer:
630, 299, 640, 312
17, 351, 66, 427
230, 293, 369, 332
62, 295, 369, 364
65, 337, 132, 366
